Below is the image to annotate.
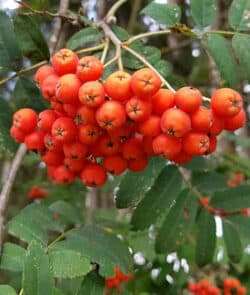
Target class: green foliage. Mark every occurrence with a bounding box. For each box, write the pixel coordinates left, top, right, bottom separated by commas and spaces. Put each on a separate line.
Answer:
48, 250, 92, 279
141, 3, 181, 26
132, 165, 183, 230
66, 28, 104, 50
0, 11, 23, 72
0, 243, 25, 272
78, 271, 105, 295
0, 285, 17, 295
211, 185, 250, 211
14, 15, 50, 63
190, 0, 218, 27
116, 157, 166, 208
155, 189, 198, 253
229, 0, 250, 31
23, 241, 54, 295
192, 171, 227, 193
195, 209, 216, 266
232, 35, 250, 80
203, 34, 239, 88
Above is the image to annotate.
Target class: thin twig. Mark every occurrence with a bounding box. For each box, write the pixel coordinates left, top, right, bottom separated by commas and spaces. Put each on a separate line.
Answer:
106, 0, 128, 18
104, 56, 119, 68
125, 29, 172, 45
0, 144, 27, 253
122, 44, 175, 92
101, 39, 110, 64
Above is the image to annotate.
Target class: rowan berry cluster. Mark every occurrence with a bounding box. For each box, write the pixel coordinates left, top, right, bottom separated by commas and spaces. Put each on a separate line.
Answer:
188, 278, 247, 295
10, 48, 246, 187
105, 267, 133, 294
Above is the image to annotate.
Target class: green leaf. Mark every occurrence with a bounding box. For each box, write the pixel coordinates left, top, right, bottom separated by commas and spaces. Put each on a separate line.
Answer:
66, 28, 104, 50
232, 35, 250, 80
192, 171, 227, 193
155, 189, 198, 253
0, 243, 25, 272
14, 15, 50, 63
53, 225, 133, 277
13, 77, 48, 112
141, 3, 181, 26
49, 201, 82, 224
184, 157, 211, 172
113, 26, 130, 41
225, 214, 250, 237
190, 0, 217, 27
49, 250, 91, 278
196, 209, 216, 266
21, 203, 65, 232
78, 271, 105, 295
116, 157, 166, 208
132, 165, 183, 230
203, 34, 239, 88
0, 97, 17, 152
223, 220, 242, 263
0, 11, 23, 71
0, 285, 17, 295
154, 59, 172, 79
7, 214, 48, 246
23, 241, 54, 295
211, 185, 250, 211
229, 0, 250, 31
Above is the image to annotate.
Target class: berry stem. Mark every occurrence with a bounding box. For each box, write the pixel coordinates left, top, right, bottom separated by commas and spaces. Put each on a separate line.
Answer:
101, 38, 110, 64
122, 44, 175, 92
125, 29, 172, 45
106, 0, 128, 18
104, 55, 119, 68
0, 144, 27, 253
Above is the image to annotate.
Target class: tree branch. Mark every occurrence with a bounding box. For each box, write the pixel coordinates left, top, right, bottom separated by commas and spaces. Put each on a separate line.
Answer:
0, 144, 27, 253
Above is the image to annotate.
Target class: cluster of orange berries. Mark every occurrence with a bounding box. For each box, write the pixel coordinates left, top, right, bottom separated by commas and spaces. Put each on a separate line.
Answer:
105, 267, 133, 292
188, 278, 247, 295
10, 48, 246, 187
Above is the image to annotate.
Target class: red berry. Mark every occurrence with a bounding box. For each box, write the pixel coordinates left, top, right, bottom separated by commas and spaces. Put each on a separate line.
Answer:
152, 89, 175, 115
76, 56, 103, 82
51, 117, 77, 143
80, 163, 107, 187
78, 81, 105, 108
182, 132, 210, 156
13, 108, 37, 134
52, 48, 78, 76
175, 86, 202, 113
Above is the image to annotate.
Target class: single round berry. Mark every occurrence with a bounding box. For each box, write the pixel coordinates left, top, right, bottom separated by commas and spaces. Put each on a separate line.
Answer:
224, 109, 246, 131
191, 106, 213, 133
53, 165, 75, 184
126, 97, 152, 122
80, 163, 107, 187
211, 88, 243, 117
78, 124, 100, 145
75, 105, 96, 126
182, 132, 210, 156
51, 117, 77, 143
24, 131, 45, 151
96, 101, 126, 130
56, 74, 81, 104
41, 74, 59, 101
78, 81, 105, 108
38, 110, 57, 133
152, 133, 182, 159
52, 48, 78, 76
76, 56, 103, 82
171, 151, 192, 165
137, 115, 161, 137
131, 68, 161, 98
41, 150, 64, 166
64, 158, 85, 172
10, 125, 26, 143
161, 108, 191, 137
44, 134, 62, 152
63, 103, 79, 118
121, 138, 144, 160
104, 71, 132, 101
98, 135, 120, 156
63, 141, 88, 159
175, 86, 202, 113
34, 65, 55, 86
209, 114, 224, 136
128, 155, 148, 172
13, 108, 38, 134
152, 89, 175, 115
103, 155, 127, 175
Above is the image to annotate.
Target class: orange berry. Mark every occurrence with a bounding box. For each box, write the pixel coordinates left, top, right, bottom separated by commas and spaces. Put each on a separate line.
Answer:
171, 152, 192, 164
13, 108, 37, 134
53, 165, 75, 184
175, 86, 202, 113
75, 105, 96, 126
44, 134, 62, 152
24, 131, 45, 151
63, 141, 88, 159
152, 133, 182, 159
63, 103, 79, 118
64, 157, 85, 172
56, 74, 81, 104
98, 135, 120, 156
34, 65, 55, 86
137, 115, 161, 137
76, 56, 103, 82
41, 74, 59, 101
224, 109, 246, 131
52, 48, 78, 76
206, 136, 217, 154
128, 155, 148, 172
209, 114, 224, 136
131, 68, 161, 98
126, 97, 152, 122
161, 108, 191, 137
142, 136, 156, 156
80, 163, 107, 187
51, 117, 77, 143
211, 88, 243, 117
191, 106, 213, 133
96, 101, 126, 130
104, 70, 132, 101
38, 110, 57, 133
152, 89, 175, 115
10, 125, 26, 143
78, 81, 105, 108
41, 150, 64, 166
103, 155, 128, 175
182, 132, 210, 156
78, 124, 100, 145
122, 138, 144, 160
